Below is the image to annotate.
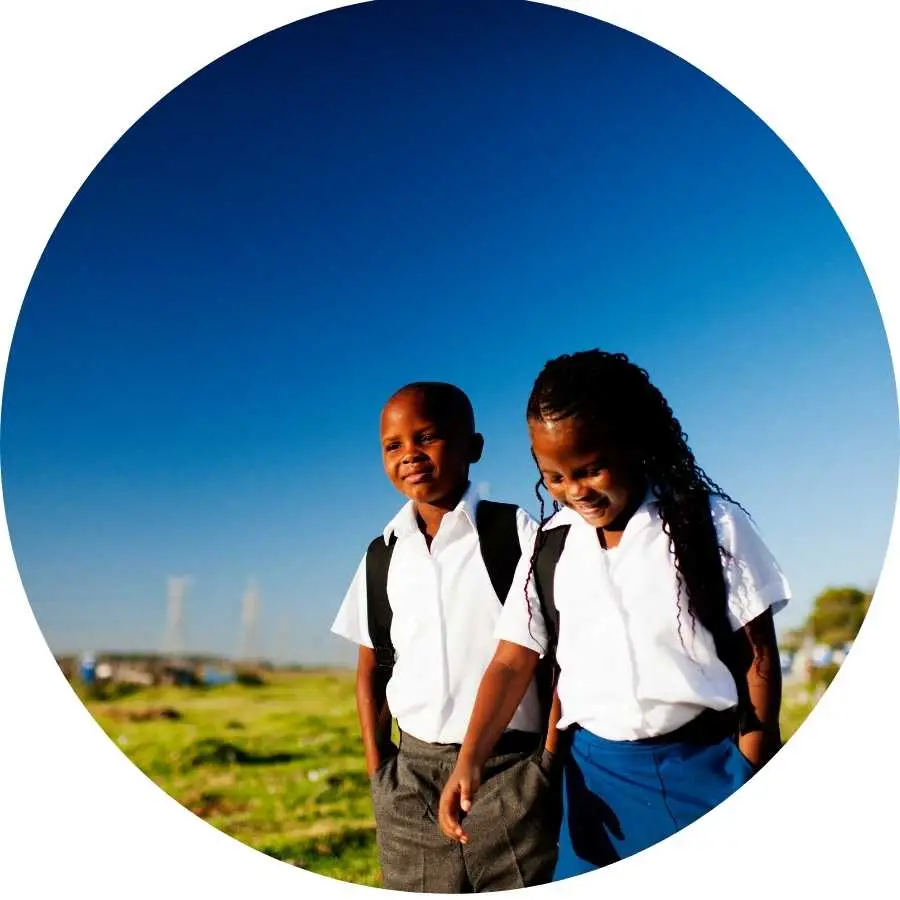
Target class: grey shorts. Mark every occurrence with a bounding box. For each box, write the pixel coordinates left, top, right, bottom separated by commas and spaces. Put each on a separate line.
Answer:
370, 730, 562, 893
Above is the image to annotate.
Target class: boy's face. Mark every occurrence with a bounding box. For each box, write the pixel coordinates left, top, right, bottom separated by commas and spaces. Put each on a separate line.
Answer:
380, 389, 482, 507
529, 414, 643, 530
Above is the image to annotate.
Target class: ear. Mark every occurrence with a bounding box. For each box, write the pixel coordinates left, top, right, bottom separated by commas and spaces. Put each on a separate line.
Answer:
468, 432, 485, 464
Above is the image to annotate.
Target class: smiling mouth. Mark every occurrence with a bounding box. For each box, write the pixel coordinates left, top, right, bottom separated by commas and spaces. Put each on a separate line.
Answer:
404, 470, 434, 484
572, 500, 609, 517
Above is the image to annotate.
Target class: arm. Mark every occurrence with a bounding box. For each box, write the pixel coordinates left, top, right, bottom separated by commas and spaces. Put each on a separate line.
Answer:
438, 640, 540, 841
712, 500, 791, 769
355, 646, 395, 778
734, 608, 783, 769
459, 640, 540, 770
544, 686, 563, 755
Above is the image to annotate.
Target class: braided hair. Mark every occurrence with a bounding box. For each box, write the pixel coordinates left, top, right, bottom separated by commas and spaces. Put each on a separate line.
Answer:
524, 350, 747, 666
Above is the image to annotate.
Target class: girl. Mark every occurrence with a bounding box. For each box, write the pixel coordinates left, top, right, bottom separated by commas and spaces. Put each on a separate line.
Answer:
437, 350, 790, 876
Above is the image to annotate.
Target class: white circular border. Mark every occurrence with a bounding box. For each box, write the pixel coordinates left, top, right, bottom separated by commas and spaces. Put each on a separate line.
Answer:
1, 2, 897, 897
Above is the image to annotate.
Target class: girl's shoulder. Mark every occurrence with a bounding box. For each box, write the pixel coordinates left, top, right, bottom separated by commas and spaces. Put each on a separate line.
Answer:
539, 506, 572, 531
645, 486, 749, 530
708, 492, 752, 520
708, 492, 744, 519
707, 493, 764, 548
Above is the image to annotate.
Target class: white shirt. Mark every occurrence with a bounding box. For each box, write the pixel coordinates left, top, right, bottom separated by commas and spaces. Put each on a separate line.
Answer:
331, 486, 543, 744
495, 493, 791, 741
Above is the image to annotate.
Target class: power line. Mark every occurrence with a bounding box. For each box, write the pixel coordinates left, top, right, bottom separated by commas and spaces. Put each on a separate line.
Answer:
162, 575, 191, 658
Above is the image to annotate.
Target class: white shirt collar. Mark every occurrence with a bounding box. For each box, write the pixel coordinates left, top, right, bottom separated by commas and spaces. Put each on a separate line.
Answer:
382, 481, 481, 544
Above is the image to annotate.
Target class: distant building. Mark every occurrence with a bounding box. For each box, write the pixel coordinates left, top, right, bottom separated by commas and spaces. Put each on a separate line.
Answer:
63, 652, 254, 689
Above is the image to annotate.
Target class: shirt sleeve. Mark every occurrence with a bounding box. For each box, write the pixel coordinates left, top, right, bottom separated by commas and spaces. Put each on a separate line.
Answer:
712, 497, 792, 631
494, 528, 550, 657
330, 552, 374, 649
515, 507, 540, 556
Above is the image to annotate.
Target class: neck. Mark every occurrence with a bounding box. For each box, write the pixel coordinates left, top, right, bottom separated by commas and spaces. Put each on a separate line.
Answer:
598, 488, 646, 549
414, 481, 470, 541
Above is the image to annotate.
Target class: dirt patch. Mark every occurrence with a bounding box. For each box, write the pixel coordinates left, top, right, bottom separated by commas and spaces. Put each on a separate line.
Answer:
185, 790, 247, 820
101, 706, 183, 722
186, 737, 303, 768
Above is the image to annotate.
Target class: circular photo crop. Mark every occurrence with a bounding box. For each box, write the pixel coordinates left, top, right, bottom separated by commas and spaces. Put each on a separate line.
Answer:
1, 0, 895, 890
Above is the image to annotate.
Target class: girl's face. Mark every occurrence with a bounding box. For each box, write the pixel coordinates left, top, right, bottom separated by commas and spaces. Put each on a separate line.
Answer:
529, 415, 644, 530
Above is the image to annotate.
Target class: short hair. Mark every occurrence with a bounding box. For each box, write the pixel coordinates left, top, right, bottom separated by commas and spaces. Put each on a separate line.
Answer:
389, 381, 475, 434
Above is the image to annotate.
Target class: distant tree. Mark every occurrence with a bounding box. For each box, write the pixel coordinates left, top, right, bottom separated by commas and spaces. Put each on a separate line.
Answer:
807, 586, 872, 647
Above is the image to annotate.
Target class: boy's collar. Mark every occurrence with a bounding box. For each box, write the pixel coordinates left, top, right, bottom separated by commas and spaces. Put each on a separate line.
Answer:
382, 481, 480, 543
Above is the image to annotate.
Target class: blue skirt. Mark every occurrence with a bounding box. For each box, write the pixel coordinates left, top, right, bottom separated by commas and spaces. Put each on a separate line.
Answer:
554, 719, 756, 879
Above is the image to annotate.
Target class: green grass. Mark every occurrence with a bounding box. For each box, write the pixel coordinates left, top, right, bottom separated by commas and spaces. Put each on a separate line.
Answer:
80, 670, 820, 887
82, 670, 382, 887
781, 683, 819, 743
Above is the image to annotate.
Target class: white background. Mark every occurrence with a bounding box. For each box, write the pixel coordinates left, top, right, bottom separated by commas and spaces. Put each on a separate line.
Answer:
1, 1, 897, 897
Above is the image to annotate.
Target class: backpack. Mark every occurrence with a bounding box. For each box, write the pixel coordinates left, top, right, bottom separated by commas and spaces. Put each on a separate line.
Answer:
531, 504, 752, 738
365, 499, 557, 726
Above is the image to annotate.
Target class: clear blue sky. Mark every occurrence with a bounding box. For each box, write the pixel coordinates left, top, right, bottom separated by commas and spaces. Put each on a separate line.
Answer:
2, 0, 896, 666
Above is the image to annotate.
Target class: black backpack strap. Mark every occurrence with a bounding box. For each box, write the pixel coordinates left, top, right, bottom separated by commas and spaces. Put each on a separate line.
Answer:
365, 532, 398, 674
477, 500, 568, 737
474, 500, 522, 606
531, 523, 570, 732
533, 524, 569, 657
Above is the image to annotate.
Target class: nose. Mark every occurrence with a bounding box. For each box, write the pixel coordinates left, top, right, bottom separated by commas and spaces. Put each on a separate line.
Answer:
401, 443, 427, 465
566, 478, 591, 504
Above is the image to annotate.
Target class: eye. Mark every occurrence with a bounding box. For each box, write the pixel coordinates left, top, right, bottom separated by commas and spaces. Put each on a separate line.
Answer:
419, 431, 441, 443
544, 473, 564, 486
384, 442, 401, 453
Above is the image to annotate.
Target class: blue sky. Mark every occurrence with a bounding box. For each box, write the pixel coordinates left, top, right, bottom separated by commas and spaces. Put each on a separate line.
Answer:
1, 0, 895, 666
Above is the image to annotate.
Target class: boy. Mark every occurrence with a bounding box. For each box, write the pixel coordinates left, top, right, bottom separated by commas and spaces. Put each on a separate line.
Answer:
331, 382, 561, 893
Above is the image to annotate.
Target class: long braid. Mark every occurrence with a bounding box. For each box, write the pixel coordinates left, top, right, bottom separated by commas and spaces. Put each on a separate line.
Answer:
526, 350, 751, 667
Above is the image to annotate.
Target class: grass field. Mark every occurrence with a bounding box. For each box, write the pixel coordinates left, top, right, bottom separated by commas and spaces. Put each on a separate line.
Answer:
83, 670, 381, 885
80, 670, 818, 888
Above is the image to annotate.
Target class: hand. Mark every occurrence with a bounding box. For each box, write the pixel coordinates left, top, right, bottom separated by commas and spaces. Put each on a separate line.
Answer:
738, 728, 779, 772
367, 740, 398, 778
541, 745, 558, 776
438, 759, 483, 843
